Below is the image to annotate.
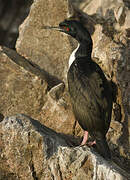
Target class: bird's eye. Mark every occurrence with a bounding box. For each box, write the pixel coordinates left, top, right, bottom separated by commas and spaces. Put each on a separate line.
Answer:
66, 27, 70, 31
64, 26, 70, 32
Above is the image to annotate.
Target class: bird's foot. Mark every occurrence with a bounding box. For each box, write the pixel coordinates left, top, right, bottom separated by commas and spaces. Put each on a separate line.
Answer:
80, 131, 96, 147
80, 131, 88, 146
87, 140, 96, 146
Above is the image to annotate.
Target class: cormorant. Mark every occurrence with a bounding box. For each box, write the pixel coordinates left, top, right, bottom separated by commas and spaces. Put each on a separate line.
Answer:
45, 19, 113, 159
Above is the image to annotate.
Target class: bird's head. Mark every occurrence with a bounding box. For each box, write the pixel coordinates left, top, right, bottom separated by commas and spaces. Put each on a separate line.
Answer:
58, 19, 77, 38
44, 19, 92, 44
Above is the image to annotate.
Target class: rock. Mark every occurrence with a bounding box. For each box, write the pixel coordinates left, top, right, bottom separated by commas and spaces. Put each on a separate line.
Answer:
48, 83, 65, 101
0, 47, 47, 120
1, 46, 63, 89
16, 0, 72, 82
0, 113, 4, 122
0, 114, 129, 180
41, 88, 76, 135
0, 46, 77, 136
0, 0, 32, 49
0, 0, 130, 176
114, 6, 126, 26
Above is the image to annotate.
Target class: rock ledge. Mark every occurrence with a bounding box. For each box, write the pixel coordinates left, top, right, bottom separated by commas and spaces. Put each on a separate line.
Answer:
0, 114, 129, 180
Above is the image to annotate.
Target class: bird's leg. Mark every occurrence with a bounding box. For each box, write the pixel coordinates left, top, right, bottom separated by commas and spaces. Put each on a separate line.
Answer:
81, 131, 88, 145
87, 140, 96, 146
81, 131, 96, 146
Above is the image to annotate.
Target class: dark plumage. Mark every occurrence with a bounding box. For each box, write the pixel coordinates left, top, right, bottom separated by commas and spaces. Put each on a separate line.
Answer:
60, 19, 113, 159
46, 19, 113, 159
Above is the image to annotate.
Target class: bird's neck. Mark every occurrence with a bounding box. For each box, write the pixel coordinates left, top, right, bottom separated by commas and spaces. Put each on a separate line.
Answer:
75, 40, 92, 59
68, 40, 93, 68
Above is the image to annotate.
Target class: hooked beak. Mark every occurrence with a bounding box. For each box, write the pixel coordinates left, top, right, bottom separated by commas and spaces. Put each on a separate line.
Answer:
43, 26, 63, 32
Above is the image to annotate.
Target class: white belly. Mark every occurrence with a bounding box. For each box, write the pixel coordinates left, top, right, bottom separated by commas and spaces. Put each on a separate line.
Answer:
68, 44, 80, 68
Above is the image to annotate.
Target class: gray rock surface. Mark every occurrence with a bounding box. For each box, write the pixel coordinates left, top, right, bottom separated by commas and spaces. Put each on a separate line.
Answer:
0, 114, 129, 180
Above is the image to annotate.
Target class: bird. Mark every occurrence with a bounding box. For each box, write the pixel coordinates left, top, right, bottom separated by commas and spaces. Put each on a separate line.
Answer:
44, 19, 113, 159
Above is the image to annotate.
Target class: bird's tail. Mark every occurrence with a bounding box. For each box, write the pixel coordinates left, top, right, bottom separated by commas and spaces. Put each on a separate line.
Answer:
95, 137, 111, 160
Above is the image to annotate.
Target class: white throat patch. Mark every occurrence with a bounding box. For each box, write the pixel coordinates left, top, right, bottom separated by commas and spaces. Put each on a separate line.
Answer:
68, 43, 80, 68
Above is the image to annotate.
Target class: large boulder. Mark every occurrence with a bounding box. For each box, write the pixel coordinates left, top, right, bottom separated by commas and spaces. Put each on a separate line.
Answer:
0, 46, 76, 136
0, 114, 129, 180
0, 47, 47, 119
16, 0, 72, 82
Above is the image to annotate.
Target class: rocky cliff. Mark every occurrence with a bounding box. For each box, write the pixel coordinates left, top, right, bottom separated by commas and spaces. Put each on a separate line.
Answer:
0, 0, 130, 179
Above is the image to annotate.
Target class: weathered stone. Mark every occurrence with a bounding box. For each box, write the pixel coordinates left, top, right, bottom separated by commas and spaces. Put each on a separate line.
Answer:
14, 0, 80, 137
41, 88, 76, 135
0, 46, 78, 139
0, 113, 4, 122
0, 0, 32, 49
0, 48, 47, 120
1, 46, 63, 89
16, 0, 72, 82
0, 114, 129, 180
48, 83, 65, 101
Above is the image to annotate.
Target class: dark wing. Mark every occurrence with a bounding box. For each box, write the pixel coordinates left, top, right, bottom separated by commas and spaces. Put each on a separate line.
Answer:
68, 61, 112, 136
